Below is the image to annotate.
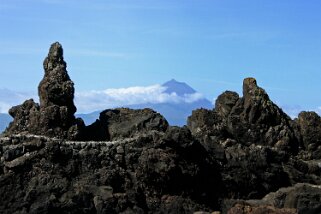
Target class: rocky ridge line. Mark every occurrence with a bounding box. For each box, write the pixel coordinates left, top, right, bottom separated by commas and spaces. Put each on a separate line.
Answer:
1, 42, 321, 214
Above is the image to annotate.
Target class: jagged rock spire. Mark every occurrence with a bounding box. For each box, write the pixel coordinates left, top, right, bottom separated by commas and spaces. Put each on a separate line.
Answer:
38, 42, 76, 115
5, 42, 83, 139
243, 77, 258, 96
43, 42, 66, 72
188, 77, 299, 152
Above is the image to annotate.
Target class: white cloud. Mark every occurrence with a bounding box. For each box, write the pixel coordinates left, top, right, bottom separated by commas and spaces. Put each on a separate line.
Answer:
75, 84, 204, 113
0, 89, 37, 113
0, 85, 204, 114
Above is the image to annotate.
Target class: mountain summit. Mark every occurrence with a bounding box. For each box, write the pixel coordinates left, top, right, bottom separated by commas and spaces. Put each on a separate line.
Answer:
130, 79, 213, 126
162, 79, 196, 96
77, 80, 213, 126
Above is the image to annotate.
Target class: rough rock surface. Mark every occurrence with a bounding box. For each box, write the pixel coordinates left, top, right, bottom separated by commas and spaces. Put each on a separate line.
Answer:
1, 43, 321, 214
83, 108, 169, 141
186, 77, 321, 210
188, 78, 299, 152
186, 78, 313, 200
226, 183, 321, 214
227, 203, 296, 214
296, 111, 321, 160
4, 42, 84, 140
0, 129, 221, 214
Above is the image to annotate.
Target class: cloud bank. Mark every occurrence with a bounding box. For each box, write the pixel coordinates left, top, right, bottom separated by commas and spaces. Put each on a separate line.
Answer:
0, 89, 37, 113
75, 84, 204, 113
0, 85, 204, 114
0, 86, 319, 118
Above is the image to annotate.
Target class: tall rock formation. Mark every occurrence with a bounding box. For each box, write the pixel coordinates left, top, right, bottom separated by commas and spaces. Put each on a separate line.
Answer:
2, 42, 321, 213
188, 77, 300, 152
4, 42, 84, 139
39, 42, 76, 117
187, 78, 303, 199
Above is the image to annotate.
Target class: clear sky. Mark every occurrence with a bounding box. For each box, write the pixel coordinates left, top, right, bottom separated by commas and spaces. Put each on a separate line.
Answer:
0, 0, 320, 115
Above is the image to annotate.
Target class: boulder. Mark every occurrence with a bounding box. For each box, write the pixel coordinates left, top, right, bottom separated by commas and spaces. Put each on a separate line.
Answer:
83, 108, 169, 141
226, 183, 321, 214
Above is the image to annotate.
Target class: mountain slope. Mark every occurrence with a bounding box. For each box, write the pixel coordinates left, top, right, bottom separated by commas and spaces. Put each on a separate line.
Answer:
1, 80, 212, 129
79, 79, 213, 126
162, 79, 196, 95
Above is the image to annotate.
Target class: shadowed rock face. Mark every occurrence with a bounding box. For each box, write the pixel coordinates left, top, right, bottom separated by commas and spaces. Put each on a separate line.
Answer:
82, 108, 169, 141
226, 183, 321, 214
188, 77, 299, 152
0, 128, 222, 213
4, 42, 84, 140
186, 78, 319, 201
296, 111, 321, 159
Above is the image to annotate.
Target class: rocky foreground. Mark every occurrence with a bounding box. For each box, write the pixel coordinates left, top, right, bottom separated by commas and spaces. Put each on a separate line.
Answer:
1, 43, 321, 214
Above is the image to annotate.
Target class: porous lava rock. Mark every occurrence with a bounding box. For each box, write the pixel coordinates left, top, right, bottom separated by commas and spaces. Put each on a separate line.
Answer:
226, 183, 321, 214
0, 128, 222, 213
4, 42, 84, 140
227, 203, 296, 214
188, 77, 300, 152
296, 111, 321, 159
83, 108, 169, 141
39, 42, 77, 119
1, 42, 321, 214
186, 77, 321, 203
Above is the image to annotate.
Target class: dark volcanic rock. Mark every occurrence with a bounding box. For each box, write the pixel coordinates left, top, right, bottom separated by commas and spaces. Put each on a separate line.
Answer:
222, 144, 291, 199
4, 42, 84, 140
39, 42, 76, 114
227, 203, 296, 214
215, 91, 239, 118
187, 77, 311, 201
37, 42, 84, 140
263, 183, 321, 213
0, 128, 221, 214
6, 99, 40, 135
2, 42, 321, 214
225, 78, 299, 151
296, 111, 321, 159
188, 77, 299, 151
83, 108, 169, 141
226, 183, 321, 214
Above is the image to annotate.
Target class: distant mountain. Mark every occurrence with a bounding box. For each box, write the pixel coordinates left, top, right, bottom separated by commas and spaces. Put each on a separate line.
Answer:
79, 79, 213, 126
0, 80, 213, 130
162, 79, 196, 95
0, 113, 12, 133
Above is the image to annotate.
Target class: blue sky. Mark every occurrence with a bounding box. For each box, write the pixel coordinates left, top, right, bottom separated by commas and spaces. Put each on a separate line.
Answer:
0, 0, 321, 115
